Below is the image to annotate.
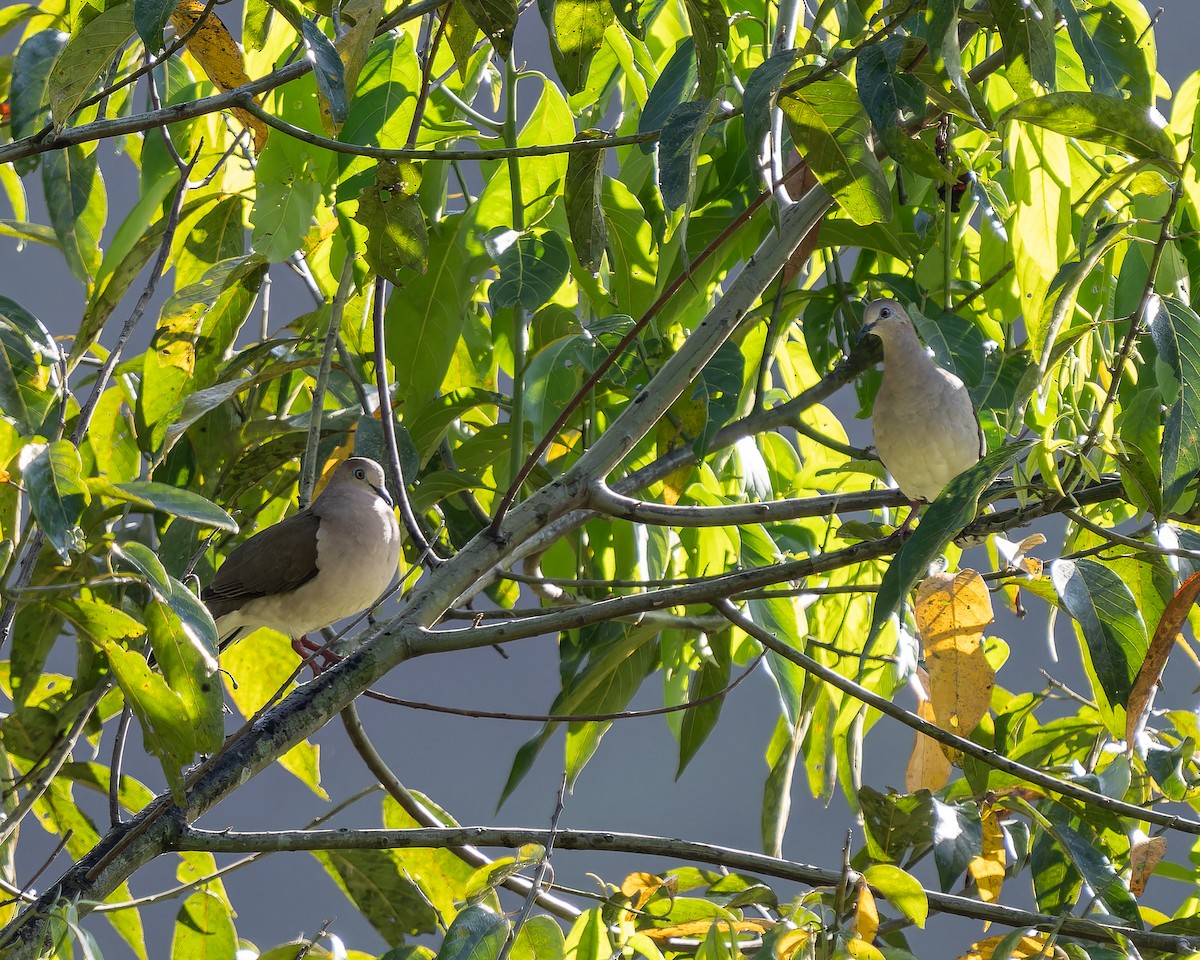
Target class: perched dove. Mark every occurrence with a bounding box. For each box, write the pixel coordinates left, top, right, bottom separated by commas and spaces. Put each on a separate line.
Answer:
202, 457, 402, 660
859, 299, 984, 516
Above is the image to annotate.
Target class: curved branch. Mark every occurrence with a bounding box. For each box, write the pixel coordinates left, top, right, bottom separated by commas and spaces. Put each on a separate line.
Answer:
173, 825, 1195, 954
716, 600, 1200, 835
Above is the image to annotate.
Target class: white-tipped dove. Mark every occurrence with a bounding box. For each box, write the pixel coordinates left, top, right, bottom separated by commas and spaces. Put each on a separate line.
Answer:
859, 299, 984, 522
202, 457, 402, 659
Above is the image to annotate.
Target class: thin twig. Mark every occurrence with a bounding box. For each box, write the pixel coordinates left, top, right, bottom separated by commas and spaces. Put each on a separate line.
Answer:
299, 258, 357, 507
372, 277, 441, 564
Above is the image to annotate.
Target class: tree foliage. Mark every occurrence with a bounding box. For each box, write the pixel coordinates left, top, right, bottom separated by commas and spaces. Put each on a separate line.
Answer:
1, 0, 1200, 956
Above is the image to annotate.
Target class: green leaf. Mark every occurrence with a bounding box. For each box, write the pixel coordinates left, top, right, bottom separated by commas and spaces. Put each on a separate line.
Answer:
1003, 92, 1178, 170
912, 0, 981, 124
356, 160, 430, 281
1050, 557, 1146, 710
741, 524, 805, 723
473, 76, 572, 228
690, 339, 743, 458
50, 597, 145, 646
18, 441, 90, 561
383, 795, 499, 923
565, 130, 608, 272
170, 891, 237, 960
0, 295, 60, 436
863, 864, 928, 928
48, 5, 136, 124
512, 916, 566, 960
677, 631, 731, 777
490, 230, 570, 311
338, 33, 420, 190
542, 0, 614, 95
856, 36, 926, 134
436, 904, 509, 960
41, 146, 106, 289
89, 480, 238, 532
134, 0, 176, 50
313, 848, 439, 945
387, 214, 478, 417
683, 0, 727, 98
866, 441, 1034, 655
931, 800, 981, 892
300, 18, 349, 130
639, 39, 698, 151
1148, 296, 1200, 510
658, 99, 719, 212
859, 787, 935, 864
10, 29, 67, 155
145, 599, 223, 755
103, 641, 196, 800
460, 0, 517, 58
1041, 816, 1141, 928
992, 0, 1056, 92
1056, 0, 1119, 96
523, 334, 600, 437
779, 71, 891, 226
742, 48, 799, 154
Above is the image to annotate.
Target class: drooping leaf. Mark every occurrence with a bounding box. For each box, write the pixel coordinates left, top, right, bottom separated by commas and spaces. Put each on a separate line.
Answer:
1055, 0, 1119, 96
565, 130, 608, 272
658, 99, 719, 213
866, 441, 1034, 655
145, 599, 222, 755
1003, 92, 1178, 170
356, 160, 430, 281
18, 441, 90, 561
991, 0, 1056, 93
542, 0, 614, 95
48, 5, 136, 125
386, 214, 479, 419
41, 145, 106, 289
742, 49, 799, 154
1126, 571, 1200, 745
914, 570, 995, 738
9, 29, 67, 156
170, 0, 268, 150
639, 39, 698, 150
299, 17, 349, 132
967, 806, 1005, 905
313, 848, 440, 945
683, 0, 727, 98
169, 891, 237, 960
779, 71, 891, 226
0, 295, 59, 436
1050, 557, 1147, 711
460, 0, 518, 58
134, 0, 176, 50
1148, 296, 1200, 510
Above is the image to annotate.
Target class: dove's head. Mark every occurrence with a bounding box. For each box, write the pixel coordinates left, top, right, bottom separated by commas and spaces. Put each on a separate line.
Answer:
858, 298, 916, 349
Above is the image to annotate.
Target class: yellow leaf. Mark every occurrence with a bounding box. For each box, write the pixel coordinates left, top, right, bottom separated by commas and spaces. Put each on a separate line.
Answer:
640, 920, 769, 942
916, 569, 995, 736
906, 670, 953, 793
855, 882, 879, 944
959, 933, 1066, 959
845, 936, 885, 959
967, 807, 1005, 914
620, 872, 667, 910
170, 1, 268, 151
1129, 831, 1167, 896
775, 929, 811, 960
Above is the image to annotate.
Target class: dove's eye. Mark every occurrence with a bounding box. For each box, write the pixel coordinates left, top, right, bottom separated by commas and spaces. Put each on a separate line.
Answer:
879, 307, 892, 319
355, 468, 366, 480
